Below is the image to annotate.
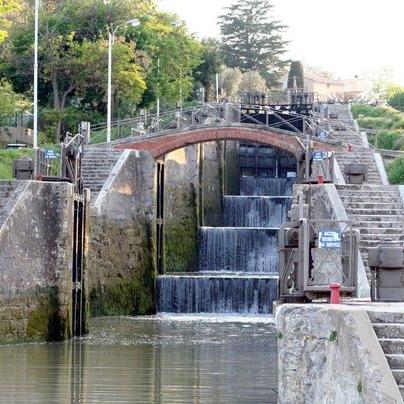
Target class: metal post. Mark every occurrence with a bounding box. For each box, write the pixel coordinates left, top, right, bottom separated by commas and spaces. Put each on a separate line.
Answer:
33, 0, 39, 150
107, 30, 113, 143
304, 118, 310, 182
156, 57, 160, 131
216, 73, 219, 103
179, 67, 183, 114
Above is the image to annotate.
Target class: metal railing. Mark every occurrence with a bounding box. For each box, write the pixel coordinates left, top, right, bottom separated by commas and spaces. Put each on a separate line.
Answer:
88, 102, 352, 148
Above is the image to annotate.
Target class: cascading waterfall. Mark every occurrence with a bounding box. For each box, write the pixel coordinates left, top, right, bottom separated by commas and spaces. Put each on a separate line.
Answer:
224, 196, 293, 228
240, 177, 294, 196
158, 172, 294, 314
157, 275, 277, 314
199, 228, 278, 273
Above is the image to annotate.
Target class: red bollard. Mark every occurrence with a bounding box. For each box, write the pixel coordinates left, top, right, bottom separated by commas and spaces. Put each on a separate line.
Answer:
317, 175, 324, 184
329, 283, 341, 304
348, 144, 352, 152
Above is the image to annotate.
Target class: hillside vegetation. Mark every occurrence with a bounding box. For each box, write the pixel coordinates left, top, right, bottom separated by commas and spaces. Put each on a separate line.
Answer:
351, 104, 404, 184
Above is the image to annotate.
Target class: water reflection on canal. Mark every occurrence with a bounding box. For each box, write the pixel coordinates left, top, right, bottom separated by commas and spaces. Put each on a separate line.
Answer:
0, 316, 278, 403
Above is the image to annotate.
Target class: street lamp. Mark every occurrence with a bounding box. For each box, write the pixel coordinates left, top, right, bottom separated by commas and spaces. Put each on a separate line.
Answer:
33, 0, 39, 149
107, 18, 140, 143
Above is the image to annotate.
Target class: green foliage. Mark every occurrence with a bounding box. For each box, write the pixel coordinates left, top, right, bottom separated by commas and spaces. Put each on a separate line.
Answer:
387, 157, 404, 185
1, 0, 202, 142
357, 382, 363, 394
0, 148, 34, 179
194, 38, 223, 100
329, 330, 338, 342
218, 0, 288, 85
238, 71, 268, 93
388, 87, 404, 111
0, 0, 21, 42
287, 61, 304, 89
0, 80, 30, 124
351, 104, 404, 150
219, 67, 242, 97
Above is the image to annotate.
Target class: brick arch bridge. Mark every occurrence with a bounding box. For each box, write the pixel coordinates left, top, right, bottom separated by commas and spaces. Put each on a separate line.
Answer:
113, 125, 343, 159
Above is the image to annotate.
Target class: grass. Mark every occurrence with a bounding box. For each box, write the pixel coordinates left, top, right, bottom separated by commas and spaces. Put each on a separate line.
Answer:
351, 104, 404, 150
0, 149, 34, 180
0, 143, 60, 180
351, 104, 404, 184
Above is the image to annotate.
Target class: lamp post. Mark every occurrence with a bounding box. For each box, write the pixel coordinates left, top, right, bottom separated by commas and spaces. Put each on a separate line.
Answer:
107, 18, 140, 143
33, 0, 39, 149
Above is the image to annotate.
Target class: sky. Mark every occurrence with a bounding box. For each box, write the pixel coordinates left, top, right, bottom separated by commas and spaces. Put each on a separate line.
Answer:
158, 0, 404, 85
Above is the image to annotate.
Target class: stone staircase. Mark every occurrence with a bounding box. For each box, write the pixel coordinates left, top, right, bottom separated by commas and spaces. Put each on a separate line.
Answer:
82, 147, 123, 202
369, 310, 404, 400
0, 181, 20, 228
334, 149, 383, 184
336, 185, 404, 272
328, 104, 364, 147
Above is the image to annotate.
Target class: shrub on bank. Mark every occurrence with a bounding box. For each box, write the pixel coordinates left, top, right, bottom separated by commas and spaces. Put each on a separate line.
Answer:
387, 157, 404, 184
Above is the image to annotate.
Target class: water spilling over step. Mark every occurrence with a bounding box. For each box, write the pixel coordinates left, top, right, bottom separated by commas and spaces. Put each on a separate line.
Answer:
157, 274, 278, 314
240, 177, 294, 196
158, 172, 294, 315
224, 196, 292, 227
199, 227, 278, 273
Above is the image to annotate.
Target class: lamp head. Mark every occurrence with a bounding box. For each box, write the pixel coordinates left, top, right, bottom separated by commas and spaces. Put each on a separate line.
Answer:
127, 18, 140, 27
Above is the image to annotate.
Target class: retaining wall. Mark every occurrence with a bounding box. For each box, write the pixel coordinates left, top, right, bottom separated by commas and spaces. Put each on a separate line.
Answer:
0, 181, 74, 343
88, 150, 156, 316
277, 304, 402, 403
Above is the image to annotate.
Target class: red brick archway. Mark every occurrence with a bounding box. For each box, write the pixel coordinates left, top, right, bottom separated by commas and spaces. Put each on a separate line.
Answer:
114, 126, 342, 158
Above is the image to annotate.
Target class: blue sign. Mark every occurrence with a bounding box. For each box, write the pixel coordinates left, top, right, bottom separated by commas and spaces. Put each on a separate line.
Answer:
319, 229, 341, 249
313, 151, 325, 162
44, 149, 58, 160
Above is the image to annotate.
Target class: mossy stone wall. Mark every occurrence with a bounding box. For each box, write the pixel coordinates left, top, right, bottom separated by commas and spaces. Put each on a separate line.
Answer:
87, 151, 157, 316
0, 181, 74, 344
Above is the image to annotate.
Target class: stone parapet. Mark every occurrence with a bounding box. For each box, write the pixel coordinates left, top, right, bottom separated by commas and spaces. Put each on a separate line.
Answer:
277, 304, 402, 403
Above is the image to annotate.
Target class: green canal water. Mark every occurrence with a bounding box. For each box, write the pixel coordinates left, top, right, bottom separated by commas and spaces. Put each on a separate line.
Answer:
0, 316, 278, 403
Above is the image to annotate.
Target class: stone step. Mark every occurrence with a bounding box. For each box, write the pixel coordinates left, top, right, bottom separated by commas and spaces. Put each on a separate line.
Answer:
347, 209, 404, 215
399, 386, 404, 399
379, 339, 404, 355
392, 370, 404, 385
337, 185, 398, 190
356, 227, 404, 235
374, 324, 404, 339
369, 311, 404, 324
360, 234, 404, 241
386, 355, 404, 369
341, 196, 399, 203
354, 221, 404, 228
346, 203, 403, 210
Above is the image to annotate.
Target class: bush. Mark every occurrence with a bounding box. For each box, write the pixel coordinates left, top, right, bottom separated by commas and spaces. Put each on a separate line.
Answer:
388, 88, 404, 110
369, 130, 402, 150
387, 157, 404, 184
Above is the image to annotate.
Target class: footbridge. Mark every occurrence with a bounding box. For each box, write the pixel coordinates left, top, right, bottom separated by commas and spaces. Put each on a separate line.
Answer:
112, 123, 343, 159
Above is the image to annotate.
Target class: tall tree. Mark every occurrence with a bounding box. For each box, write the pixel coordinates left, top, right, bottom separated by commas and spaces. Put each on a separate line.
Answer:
0, 0, 21, 42
287, 61, 304, 89
194, 38, 222, 101
218, 0, 288, 85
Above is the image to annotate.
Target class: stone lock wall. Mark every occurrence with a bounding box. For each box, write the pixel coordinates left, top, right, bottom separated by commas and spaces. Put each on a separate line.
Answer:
164, 145, 200, 273
88, 151, 157, 316
277, 305, 402, 403
164, 142, 226, 273
0, 181, 74, 344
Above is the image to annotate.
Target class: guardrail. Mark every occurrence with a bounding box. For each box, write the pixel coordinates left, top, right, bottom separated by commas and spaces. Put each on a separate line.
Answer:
88, 102, 356, 149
